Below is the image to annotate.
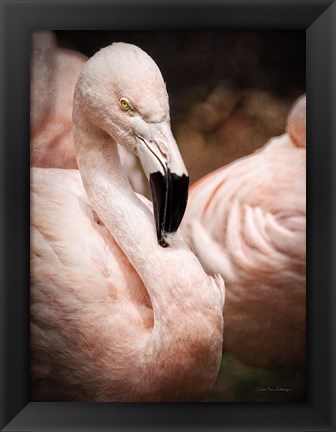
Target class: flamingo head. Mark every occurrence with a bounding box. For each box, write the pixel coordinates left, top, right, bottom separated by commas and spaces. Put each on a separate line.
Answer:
74, 42, 189, 247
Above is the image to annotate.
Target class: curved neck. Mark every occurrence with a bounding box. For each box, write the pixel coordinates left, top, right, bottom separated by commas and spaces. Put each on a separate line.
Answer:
73, 115, 224, 317
74, 120, 163, 274
73, 114, 224, 312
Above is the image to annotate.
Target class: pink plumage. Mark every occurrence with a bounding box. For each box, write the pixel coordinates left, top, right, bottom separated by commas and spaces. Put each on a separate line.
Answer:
182, 95, 306, 370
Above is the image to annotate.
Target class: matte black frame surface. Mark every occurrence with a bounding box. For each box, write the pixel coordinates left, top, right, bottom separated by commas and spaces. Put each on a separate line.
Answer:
0, 1, 335, 431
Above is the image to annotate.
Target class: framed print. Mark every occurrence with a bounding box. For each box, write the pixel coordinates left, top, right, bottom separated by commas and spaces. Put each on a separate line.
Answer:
1, 0, 335, 431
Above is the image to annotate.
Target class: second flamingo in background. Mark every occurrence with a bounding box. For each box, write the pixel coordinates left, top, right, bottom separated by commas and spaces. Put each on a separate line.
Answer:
182, 95, 306, 371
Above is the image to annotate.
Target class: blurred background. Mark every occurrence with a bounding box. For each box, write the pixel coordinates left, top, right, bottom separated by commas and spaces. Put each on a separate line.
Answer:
33, 30, 306, 402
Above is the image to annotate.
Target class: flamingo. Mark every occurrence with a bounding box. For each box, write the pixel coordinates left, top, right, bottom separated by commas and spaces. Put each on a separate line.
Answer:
31, 31, 86, 169
31, 42, 225, 402
182, 95, 306, 370
31, 32, 146, 194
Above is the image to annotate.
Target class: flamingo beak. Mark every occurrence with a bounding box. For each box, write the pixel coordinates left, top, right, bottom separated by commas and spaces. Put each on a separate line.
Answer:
135, 128, 189, 247
150, 168, 189, 247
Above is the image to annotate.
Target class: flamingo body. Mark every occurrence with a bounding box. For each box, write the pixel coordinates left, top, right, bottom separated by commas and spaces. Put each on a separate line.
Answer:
182, 96, 306, 370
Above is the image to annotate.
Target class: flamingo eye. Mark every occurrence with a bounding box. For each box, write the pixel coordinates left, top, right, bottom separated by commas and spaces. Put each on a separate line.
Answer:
120, 98, 131, 111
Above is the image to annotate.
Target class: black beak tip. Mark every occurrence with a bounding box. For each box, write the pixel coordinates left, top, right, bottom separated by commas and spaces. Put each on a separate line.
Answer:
150, 171, 189, 248
159, 235, 169, 248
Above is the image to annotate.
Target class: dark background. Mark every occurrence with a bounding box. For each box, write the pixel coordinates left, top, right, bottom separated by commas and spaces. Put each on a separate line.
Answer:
55, 30, 305, 98
55, 31, 306, 185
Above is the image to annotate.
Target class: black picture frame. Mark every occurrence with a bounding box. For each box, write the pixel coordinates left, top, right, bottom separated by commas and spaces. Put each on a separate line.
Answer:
1, 0, 335, 431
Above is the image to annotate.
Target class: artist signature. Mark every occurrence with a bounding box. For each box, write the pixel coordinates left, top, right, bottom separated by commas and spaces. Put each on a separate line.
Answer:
255, 386, 292, 393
